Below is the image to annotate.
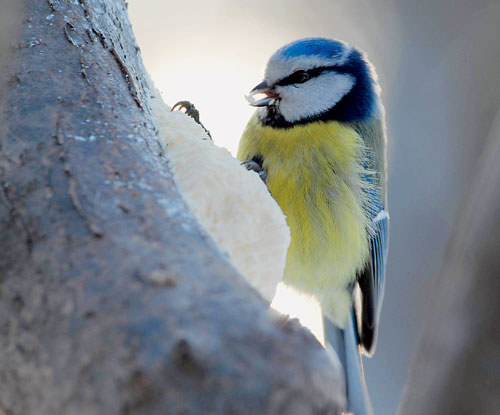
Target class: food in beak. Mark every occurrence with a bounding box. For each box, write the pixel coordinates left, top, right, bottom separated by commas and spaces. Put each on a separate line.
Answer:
246, 81, 279, 107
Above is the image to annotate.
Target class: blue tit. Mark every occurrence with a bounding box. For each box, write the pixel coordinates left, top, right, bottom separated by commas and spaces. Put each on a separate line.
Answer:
237, 37, 389, 415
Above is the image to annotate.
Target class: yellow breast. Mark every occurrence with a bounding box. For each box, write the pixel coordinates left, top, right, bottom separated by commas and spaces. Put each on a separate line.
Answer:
238, 113, 369, 326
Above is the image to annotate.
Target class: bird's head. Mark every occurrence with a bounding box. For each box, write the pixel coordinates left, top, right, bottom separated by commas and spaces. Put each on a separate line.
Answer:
247, 37, 381, 128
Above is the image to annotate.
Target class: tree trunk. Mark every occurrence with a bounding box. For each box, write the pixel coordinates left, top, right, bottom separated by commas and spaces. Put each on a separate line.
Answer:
0, 1, 345, 414
398, 124, 500, 414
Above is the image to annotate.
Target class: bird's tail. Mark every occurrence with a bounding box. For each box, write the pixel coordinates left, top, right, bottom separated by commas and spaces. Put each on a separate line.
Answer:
324, 311, 373, 415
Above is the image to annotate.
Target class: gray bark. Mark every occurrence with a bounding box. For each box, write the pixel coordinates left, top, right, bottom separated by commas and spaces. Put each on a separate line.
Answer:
398, 124, 500, 414
0, 1, 345, 414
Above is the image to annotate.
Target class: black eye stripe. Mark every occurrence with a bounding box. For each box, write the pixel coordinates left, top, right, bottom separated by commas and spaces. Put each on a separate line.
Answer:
276, 70, 309, 86
275, 65, 339, 87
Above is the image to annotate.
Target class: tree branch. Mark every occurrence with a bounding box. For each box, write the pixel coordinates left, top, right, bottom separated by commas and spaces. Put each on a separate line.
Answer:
0, 1, 345, 414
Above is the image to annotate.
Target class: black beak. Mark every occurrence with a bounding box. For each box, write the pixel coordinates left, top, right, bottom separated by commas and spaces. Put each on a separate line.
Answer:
246, 81, 279, 107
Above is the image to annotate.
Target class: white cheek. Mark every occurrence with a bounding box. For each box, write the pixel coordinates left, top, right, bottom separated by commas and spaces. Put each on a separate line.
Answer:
277, 73, 355, 123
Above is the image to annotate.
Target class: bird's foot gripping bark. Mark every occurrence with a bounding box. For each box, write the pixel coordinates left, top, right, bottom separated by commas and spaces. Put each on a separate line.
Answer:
171, 100, 212, 140
241, 159, 267, 183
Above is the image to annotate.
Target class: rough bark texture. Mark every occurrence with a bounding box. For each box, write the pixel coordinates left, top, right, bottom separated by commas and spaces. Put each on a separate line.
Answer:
0, 1, 345, 414
398, 128, 500, 414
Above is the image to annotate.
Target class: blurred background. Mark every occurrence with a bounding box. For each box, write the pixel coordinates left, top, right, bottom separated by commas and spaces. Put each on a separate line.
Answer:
128, 1, 500, 413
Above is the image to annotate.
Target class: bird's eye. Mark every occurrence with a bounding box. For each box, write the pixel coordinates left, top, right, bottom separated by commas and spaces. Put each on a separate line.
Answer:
279, 70, 311, 86
291, 70, 310, 84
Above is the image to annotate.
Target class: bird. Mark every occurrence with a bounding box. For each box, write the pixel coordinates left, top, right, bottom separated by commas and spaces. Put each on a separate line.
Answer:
237, 37, 389, 415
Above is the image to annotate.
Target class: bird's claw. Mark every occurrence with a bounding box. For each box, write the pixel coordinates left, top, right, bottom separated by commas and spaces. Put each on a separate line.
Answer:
242, 160, 267, 183
171, 100, 212, 140
171, 100, 200, 123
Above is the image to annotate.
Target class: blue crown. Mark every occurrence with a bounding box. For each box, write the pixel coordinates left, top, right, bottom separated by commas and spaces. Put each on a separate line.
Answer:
278, 37, 347, 60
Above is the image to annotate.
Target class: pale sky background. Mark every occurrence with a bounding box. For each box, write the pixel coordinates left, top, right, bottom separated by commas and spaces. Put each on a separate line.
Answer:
129, 1, 500, 414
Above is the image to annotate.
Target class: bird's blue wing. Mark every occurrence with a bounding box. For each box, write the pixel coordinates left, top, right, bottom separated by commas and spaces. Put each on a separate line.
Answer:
357, 210, 389, 356
349, 116, 389, 356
